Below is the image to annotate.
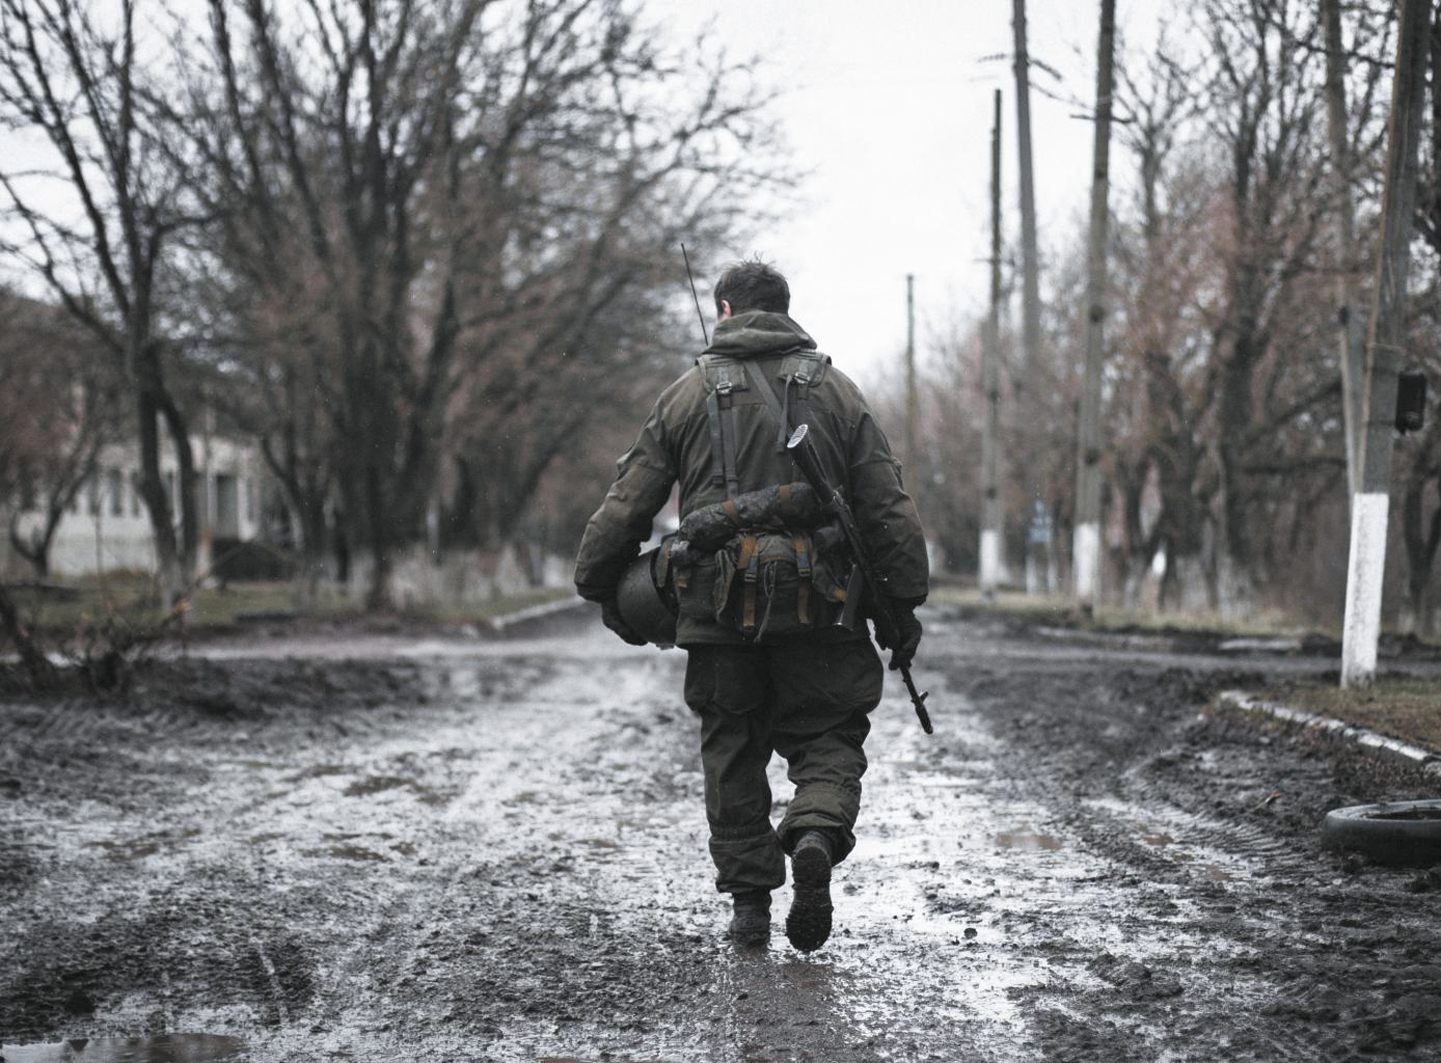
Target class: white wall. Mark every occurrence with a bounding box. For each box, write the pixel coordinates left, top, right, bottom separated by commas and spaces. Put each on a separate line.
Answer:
4, 435, 268, 579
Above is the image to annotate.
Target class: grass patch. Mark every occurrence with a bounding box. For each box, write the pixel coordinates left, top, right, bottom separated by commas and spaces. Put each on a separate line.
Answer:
931, 582, 1441, 754
399, 587, 577, 625
1255, 677, 1441, 754
929, 584, 1323, 639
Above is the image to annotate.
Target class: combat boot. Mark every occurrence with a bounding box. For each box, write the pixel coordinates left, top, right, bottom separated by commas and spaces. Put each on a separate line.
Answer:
785, 830, 834, 951
728, 890, 771, 948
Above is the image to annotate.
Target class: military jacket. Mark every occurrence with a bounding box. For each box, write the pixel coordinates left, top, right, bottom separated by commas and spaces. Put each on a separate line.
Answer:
574, 310, 929, 645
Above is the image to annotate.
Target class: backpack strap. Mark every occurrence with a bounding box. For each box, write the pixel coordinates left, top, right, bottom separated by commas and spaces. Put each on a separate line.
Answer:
780, 351, 828, 440
698, 354, 749, 498
739, 351, 831, 451
793, 533, 812, 626
737, 533, 761, 633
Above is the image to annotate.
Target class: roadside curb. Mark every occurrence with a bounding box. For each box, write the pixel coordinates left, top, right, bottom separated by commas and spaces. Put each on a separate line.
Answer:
1217, 690, 1441, 780
486, 594, 588, 634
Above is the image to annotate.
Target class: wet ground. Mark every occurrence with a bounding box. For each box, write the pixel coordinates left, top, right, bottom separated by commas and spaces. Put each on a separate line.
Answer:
2, 606, 1440, 1062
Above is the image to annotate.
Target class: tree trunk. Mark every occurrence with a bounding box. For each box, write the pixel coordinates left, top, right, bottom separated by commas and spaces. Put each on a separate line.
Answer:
157, 390, 199, 585
0, 581, 58, 690
1216, 315, 1262, 616
134, 384, 185, 608
9, 521, 51, 579
1399, 422, 1441, 636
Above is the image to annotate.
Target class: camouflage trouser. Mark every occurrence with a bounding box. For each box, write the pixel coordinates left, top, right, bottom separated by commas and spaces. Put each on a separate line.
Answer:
682, 637, 884, 895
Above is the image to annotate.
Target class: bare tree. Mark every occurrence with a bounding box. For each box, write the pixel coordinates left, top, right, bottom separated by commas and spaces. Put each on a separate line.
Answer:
0, 291, 120, 577
0, 0, 200, 606
176, 0, 781, 609
1179, 0, 1355, 614
1106, 43, 1213, 609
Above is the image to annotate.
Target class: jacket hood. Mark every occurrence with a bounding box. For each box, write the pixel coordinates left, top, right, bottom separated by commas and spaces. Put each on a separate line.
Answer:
703, 310, 816, 359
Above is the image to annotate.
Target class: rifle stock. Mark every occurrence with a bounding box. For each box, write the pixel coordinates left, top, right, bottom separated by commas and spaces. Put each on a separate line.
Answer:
786, 424, 933, 734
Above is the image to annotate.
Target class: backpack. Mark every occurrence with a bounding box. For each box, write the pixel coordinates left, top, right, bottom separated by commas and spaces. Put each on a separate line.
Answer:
664, 350, 851, 640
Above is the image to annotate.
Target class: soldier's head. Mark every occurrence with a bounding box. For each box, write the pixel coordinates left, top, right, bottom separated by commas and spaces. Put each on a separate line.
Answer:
714, 258, 789, 320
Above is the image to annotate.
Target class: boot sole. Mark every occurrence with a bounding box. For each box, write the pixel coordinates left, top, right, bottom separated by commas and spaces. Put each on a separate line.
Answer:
786, 845, 833, 951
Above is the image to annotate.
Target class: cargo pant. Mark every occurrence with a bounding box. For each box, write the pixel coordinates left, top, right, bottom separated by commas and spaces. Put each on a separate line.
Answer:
682, 637, 884, 895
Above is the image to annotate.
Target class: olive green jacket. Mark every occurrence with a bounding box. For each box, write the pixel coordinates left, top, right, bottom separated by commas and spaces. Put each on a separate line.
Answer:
574, 310, 929, 645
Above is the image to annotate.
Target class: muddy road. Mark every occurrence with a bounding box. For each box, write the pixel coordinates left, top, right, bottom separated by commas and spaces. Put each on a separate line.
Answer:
3, 607, 1441, 1062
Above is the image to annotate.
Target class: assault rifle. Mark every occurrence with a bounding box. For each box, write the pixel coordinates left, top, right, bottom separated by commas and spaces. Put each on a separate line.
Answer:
786, 423, 933, 735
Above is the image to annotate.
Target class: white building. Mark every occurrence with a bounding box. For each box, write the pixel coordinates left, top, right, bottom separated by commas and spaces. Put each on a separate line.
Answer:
3, 431, 269, 579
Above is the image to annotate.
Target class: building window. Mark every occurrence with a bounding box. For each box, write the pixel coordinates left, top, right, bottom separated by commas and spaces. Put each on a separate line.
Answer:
108, 468, 123, 517
214, 473, 239, 537
130, 472, 143, 517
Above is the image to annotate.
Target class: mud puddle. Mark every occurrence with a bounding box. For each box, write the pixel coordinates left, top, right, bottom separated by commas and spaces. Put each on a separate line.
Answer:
3, 612, 1441, 1061
1, 1035, 245, 1062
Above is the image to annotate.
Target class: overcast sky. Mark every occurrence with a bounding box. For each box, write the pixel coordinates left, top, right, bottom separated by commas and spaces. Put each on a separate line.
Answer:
1, 0, 1165, 393
645, 0, 1166, 388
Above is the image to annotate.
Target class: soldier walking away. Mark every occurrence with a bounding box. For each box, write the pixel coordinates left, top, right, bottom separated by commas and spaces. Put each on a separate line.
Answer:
574, 259, 929, 951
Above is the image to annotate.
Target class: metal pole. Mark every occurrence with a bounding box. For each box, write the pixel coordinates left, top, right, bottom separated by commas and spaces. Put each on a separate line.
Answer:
1322, 0, 1365, 502
1012, 0, 1048, 594
980, 89, 1004, 601
1073, 0, 1116, 610
1340, 0, 1428, 687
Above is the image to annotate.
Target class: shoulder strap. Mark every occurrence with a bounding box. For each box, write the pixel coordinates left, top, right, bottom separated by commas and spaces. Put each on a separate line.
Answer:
780, 351, 828, 436
698, 354, 748, 498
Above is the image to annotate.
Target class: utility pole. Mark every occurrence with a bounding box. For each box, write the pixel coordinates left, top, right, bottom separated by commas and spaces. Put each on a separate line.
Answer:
1340, 0, 1428, 688
1074, 0, 1116, 611
980, 89, 1004, 601
1322, 0, 1365, 501
1012, 0, 1049, 594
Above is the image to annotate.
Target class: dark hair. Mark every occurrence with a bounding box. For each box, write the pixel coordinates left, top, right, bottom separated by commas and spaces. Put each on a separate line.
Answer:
713, 258, 790, 315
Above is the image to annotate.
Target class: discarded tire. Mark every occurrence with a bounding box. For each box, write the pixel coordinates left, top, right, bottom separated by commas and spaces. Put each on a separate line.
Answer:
1321, 800, 1441, 867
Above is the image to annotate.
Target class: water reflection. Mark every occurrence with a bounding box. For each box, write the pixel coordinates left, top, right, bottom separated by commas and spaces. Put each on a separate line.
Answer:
2, 1035, 246, 1062
994, 829, 1064, 851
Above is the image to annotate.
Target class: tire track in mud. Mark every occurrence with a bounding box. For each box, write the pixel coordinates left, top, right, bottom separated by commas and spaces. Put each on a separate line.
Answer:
5, 617, 1441, 1062
0, 657, 437, 1045
926, 609, 1441, 1062
231, 644, 740, 1062
222, 637, 1042, 1062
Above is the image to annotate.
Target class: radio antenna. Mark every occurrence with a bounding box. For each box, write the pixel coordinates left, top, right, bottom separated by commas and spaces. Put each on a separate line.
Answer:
681, 243, 709, 346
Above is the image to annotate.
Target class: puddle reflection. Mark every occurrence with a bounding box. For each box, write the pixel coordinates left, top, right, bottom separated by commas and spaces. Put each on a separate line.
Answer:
994, 829, 1064, 851
2, 1035, 246, 1062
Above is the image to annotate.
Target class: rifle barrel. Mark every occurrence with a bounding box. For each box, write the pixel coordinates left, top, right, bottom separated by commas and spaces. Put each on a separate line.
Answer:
786, 423, 933, 734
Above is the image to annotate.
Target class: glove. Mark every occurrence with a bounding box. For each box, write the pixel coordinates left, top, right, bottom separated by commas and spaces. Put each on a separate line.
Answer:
601, 598, 647, 646
885, 605, 922, 672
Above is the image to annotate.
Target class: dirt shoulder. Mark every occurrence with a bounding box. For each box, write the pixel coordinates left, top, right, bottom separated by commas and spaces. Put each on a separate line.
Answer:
939, 599, 1441, 755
